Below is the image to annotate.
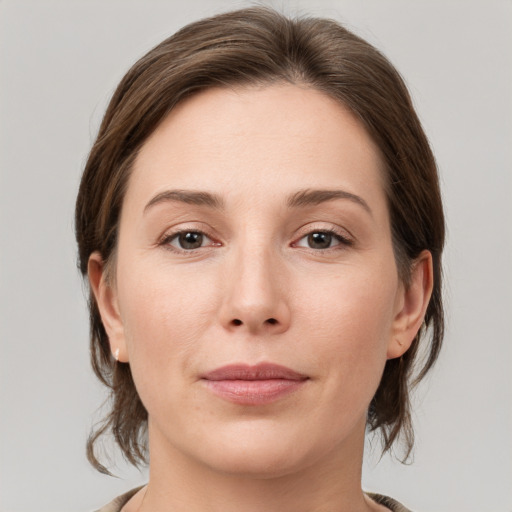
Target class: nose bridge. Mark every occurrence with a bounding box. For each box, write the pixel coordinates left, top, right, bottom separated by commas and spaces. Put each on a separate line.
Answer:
220, 230, 290, 334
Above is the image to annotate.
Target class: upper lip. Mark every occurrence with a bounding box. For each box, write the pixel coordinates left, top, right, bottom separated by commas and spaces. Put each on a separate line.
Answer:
201, 363, 308, 381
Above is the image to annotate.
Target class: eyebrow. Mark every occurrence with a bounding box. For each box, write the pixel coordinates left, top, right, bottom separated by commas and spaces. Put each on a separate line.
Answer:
143, 188, 371, 215
287, 189, 372, 215
144, 189, 224, 213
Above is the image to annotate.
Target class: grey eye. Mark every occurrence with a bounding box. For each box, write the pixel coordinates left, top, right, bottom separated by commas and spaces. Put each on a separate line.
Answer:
307, 232, 333, 249
295, 231, 342, 250
169, 231, 210, 250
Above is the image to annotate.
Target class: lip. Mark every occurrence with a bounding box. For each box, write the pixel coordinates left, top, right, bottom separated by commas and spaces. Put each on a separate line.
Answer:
201, 363, 309, 405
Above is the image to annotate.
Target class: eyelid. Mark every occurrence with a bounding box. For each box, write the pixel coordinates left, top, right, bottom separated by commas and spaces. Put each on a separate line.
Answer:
156, 222, 353, 253
157, 223, 221, 253
291, 223, 354, 248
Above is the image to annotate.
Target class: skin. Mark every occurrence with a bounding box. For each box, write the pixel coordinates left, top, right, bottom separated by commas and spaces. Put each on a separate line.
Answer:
89, 84, 433, 512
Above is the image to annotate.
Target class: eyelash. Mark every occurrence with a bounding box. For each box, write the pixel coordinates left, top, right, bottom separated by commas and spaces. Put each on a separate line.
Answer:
292, 228, 354, 251
159, 226, 354, 254
159, 229, 219, 253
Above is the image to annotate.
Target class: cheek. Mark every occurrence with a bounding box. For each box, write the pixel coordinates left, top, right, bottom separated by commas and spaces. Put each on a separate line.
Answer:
296, 261, 398, 396
115, 260, 219, 392
300, 264, 397, 348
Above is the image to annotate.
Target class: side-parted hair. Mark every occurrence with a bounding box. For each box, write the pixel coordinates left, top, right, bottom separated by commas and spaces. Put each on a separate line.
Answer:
75, 7, 445, 474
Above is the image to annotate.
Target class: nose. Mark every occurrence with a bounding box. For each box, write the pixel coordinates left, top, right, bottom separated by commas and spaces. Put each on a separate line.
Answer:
219, 244, 291, 335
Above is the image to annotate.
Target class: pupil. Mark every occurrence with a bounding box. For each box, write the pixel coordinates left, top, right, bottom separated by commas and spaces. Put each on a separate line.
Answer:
308, 232, 331, 249
179, 232, 203, 249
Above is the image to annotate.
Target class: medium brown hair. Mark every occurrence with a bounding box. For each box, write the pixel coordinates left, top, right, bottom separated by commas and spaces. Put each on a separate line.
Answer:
75, 7, 445, 473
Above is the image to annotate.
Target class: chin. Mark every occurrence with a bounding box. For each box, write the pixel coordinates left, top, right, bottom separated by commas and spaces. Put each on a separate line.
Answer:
188, 421, 327, 479
206, 447, 308, 479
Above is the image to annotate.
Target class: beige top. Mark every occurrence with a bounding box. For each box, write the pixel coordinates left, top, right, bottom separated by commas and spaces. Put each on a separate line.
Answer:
95, 487, 412, 512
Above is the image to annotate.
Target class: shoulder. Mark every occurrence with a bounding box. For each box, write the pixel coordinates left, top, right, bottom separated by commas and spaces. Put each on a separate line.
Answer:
367, 492, 413, 512
94, 488, 410, 512
93, 486, 144, 512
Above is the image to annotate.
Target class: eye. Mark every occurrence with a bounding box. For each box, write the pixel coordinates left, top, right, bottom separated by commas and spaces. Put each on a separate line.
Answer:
165, 231, 214, 251
294, 230, 350, 250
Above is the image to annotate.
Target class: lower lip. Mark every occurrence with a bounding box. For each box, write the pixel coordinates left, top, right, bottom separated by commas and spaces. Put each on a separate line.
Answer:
202, 379, 307, 405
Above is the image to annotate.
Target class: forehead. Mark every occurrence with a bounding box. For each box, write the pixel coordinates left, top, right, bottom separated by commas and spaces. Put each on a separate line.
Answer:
126, 84, 386, 211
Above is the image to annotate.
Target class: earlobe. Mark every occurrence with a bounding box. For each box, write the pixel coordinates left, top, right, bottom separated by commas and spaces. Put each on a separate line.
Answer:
88, 252, 128, 363
387, 250, 433, 359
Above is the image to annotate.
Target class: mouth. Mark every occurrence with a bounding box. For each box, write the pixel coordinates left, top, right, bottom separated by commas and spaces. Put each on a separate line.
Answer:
200, 363, 309, 405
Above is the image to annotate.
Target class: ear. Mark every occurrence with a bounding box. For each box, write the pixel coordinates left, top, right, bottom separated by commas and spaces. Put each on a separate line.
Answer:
88, 251, 129, 363
387, 250, 434, 360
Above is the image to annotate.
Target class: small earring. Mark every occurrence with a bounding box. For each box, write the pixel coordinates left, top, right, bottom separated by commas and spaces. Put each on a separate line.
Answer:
114, 348, 120, 361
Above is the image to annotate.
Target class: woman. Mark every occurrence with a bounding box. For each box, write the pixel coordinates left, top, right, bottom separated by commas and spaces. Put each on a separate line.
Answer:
75, 7, 444, 512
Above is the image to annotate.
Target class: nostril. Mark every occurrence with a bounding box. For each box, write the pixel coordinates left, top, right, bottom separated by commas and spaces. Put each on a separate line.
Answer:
229, 318, 280, 328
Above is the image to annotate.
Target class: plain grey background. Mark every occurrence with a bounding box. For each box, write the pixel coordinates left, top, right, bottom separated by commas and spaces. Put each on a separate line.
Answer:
1, 0, 511, 511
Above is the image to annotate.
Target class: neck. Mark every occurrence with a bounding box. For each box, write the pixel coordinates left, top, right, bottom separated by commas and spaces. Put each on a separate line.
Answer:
139, 418, 378, 512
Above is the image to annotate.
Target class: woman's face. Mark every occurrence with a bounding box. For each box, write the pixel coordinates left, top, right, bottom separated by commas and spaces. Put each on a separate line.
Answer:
93, 84, 424, 477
